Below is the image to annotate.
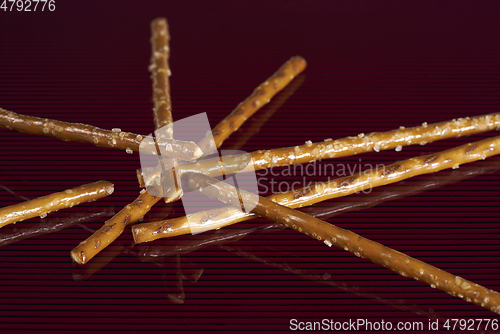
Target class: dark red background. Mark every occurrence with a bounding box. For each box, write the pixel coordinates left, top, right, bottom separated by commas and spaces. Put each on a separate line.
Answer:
1, 1, 500, 332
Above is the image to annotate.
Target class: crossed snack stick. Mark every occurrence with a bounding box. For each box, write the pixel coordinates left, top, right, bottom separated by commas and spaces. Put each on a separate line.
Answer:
1, 18, 500, 314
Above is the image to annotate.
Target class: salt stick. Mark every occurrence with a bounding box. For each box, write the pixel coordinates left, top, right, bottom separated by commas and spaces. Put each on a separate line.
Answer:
138, 112, 500, 187
197, 56, 307, 153
70, 186, 162, 265
0, 108, 203, 160
132, 135, 500, 243
0, 181, 114, 229
179, 113, 500, 177
148, 18, 183, 202
187, 172, 500, 315
150, 17, 174, 131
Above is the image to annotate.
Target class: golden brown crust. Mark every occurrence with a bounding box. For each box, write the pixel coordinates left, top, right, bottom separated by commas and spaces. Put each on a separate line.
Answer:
132, 135, 500, 243
179, 113, 500, 177
70, 186, 162, 265
188, 173, 500, 315
148, 18, 185, 202
150, 18, 174, 132
137, 112, 500, 185
197, 56, 307, 152
268, 136, 500, 208
0, 181, 114, 229
0, 108, 202, 160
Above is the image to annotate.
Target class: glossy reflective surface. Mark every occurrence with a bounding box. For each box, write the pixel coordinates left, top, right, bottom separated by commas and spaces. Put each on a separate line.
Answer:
1, 1, 500, 332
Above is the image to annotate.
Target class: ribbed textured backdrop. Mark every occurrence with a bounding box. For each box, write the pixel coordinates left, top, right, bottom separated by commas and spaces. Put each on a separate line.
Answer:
1, 1, 500, 332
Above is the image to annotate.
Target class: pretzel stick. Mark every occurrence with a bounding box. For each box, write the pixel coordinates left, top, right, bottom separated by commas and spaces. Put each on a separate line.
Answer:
188, 172, 500, 315
0, 181, 114, 229
146, 18, 185, 202
150, 18, 173, 131
132, 135, 500, 243
197, 56, 307, 153
180, 113, 500, 177
70, 186, 162, 265
137, 112, 500, 187
0, 108, 202, 160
